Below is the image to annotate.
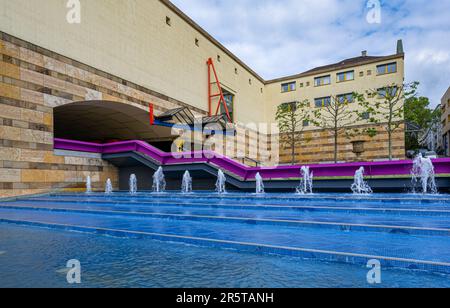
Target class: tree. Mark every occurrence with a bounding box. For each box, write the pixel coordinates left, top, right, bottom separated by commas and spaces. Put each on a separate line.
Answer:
405, 96, 434, 128
310, 95, 358, 163
275, 100, 310, 165
356, 81, 419, 160
404, 96, 436, 151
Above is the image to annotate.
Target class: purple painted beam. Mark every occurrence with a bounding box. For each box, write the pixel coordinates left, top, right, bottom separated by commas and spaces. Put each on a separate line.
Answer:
54, 138, 450, 180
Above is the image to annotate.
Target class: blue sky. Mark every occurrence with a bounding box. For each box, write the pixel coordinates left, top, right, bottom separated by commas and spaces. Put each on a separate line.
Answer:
171, 0, 450, 107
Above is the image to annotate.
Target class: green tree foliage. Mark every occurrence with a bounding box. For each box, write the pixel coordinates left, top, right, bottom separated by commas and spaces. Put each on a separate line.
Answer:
404, 96, 441, 151
404, 96, 436, 129
275, 100, 310, 165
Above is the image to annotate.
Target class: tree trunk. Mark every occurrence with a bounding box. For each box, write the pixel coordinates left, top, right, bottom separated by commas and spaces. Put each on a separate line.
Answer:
334, 129, 338, 163
388, 105, 393, 161
291, 131, 296, 165
388, 130, 393, 161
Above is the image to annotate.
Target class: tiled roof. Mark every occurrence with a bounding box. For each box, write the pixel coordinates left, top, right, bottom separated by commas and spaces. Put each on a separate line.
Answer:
301, 56, 384, 75
266, 53, 403, 84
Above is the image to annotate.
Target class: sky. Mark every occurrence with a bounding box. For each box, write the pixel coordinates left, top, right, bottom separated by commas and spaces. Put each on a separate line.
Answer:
171, 0, 450, 107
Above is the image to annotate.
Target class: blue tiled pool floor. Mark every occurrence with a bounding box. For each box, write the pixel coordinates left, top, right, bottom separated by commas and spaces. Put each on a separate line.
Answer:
1, 192, 450, 276
4, 200, 450, 233
2, 223, 450, 288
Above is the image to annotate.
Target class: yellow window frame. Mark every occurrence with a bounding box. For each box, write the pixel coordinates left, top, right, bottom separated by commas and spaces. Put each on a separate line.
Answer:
337, 71, 354, 82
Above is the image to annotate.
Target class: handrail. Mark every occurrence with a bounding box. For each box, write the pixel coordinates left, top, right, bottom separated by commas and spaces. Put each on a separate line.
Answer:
54, 138, 450, 180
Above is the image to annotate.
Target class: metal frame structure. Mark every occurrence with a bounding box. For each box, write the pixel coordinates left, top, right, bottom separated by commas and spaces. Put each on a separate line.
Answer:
146, 57, 235, 135
207, 57, 232, 122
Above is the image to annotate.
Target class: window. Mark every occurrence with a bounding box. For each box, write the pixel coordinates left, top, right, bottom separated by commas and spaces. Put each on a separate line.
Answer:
300, 83, 304, 88
359, 71, 364, 77
195, 38, 199, 47
281, 101, 298, 112
306, 82, 310, 87
217, 55, 221, 62
377, 62, 397, 75
315, 97, 331, 108
367, 70, 372, 76
303, 120, 310, 127
378, 86, 398, 98
249, 79, 252, 85
314, 75, 331, 87
221, 92, 234, 122
361, 112, 370, 120
234, 68, 238, 75
166, 16, 171, 26
281, 82, 296, 93
337, 93, 354, 104
337, 71, 354, 83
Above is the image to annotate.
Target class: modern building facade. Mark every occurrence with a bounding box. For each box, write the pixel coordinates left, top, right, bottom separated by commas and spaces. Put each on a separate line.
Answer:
442, 86, 450, 156
0, 0, 406, 197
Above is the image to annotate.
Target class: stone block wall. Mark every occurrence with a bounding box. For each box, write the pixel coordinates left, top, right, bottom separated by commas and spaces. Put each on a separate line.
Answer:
0, 31, 206, 197
278, 124, 406, 164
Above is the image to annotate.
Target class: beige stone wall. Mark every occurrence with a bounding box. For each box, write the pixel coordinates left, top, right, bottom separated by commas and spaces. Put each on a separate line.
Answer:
0, 31, 204, 197
278, 124, 405, 165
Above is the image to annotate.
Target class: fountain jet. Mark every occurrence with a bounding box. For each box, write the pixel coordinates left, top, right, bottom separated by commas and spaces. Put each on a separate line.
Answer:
129, 174, 137, 195
86, 175, 92, 194
351, 167, 373, 195
181, 171, 193, 194
105, 178, 113, 194
297, 166, 314, 194
153, 167, 166, 193
216, 170, 226, 194
255, 173, 265, 194
411, 154, 438, 194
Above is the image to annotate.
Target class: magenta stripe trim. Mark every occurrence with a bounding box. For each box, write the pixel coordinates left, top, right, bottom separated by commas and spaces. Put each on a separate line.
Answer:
54, 138, 450, 180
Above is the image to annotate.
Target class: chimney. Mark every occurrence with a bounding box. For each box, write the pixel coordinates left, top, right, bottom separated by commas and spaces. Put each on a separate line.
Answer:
361, 50, 368, 57
397, 39, 404, 54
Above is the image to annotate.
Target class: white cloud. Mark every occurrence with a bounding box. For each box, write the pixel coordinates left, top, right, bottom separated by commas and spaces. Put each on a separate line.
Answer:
415, 50, 449, 65
171, 0, 450, 106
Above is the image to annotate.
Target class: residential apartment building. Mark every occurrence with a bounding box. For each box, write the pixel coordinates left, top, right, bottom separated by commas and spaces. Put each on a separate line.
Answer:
442, 87, 450, 156
265, 49, 405, 163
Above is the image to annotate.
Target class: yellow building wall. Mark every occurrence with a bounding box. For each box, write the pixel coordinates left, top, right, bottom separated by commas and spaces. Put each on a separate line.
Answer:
264, 57, 405, 126
442, 87, 450, 134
